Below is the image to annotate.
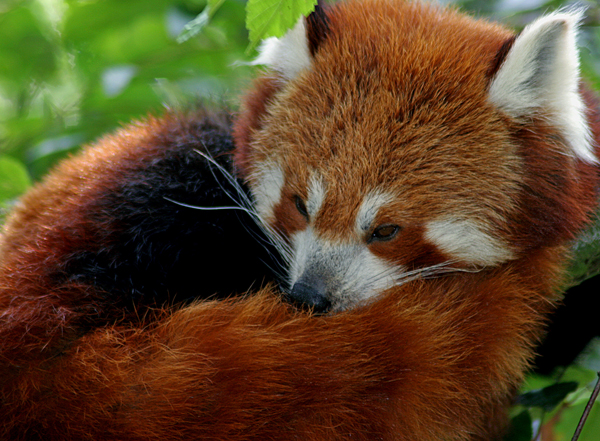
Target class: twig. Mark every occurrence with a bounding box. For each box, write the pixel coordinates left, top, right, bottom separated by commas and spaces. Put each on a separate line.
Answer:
571, 371, 600, 441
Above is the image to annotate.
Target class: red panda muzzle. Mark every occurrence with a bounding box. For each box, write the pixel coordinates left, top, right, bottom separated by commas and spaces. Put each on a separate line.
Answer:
288, 279, 332, 313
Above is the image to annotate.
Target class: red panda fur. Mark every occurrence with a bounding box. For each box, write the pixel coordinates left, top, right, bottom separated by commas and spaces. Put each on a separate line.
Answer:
1, 1, 600, 440
0, 242, 567, 441
235, 1, 600, 255
234, 0, 600, 310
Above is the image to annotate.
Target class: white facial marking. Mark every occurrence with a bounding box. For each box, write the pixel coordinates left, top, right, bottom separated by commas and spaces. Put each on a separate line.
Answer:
252, 17, 312, 81
306, 174, 326, 218
289, 228, 402, 311
250, 162, 285, 223
488, 10, 596, 163
425, 218, 514, 266
355, 191, 396, 235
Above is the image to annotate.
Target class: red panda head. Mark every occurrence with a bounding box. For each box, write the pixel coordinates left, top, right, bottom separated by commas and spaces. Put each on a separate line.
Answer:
234, 0, 599, 313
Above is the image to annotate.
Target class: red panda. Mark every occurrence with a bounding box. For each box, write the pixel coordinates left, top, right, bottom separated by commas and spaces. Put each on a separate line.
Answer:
1, 1, 599, 441
235, 0, 600, 313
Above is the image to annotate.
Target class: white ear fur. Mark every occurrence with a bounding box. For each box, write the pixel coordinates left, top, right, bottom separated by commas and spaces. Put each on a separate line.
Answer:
489, 10, 597, 163
252, 18, 312, 80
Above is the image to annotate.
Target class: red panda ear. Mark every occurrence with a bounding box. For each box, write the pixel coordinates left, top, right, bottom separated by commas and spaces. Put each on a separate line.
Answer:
252, 3, 330, 80
488, 10, 597, 164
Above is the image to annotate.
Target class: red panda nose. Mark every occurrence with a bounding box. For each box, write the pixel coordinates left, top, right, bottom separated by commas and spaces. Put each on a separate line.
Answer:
288, 280, 332, 314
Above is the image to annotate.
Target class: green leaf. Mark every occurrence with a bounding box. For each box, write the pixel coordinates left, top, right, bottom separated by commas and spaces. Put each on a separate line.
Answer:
246, 0, 318, 49
0, 156, 31, 205
517, 382, 579, 412
503, 411, 533, 441
568, 208, 600, 286
177, 0, 226, 43
0, 5, 56, 81
575, 338, 600, 375
176, 9, 210, 43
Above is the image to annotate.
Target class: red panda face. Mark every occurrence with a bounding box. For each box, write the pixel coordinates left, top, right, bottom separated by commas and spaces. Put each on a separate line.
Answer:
234, 0, 598, 312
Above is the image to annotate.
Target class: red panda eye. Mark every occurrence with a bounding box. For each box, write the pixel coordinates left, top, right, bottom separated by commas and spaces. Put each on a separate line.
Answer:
369, 225, 400, 243
294, 196, 309, 220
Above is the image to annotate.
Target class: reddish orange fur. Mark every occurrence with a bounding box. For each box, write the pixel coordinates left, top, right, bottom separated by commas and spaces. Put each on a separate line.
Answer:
0, 239, 566, 440
235, 0, 600, 259
237, 3, 525, 247
2, 1, 600, 440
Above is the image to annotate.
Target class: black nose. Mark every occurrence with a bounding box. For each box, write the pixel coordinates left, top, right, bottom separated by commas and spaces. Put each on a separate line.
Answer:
288, 281, 331, 313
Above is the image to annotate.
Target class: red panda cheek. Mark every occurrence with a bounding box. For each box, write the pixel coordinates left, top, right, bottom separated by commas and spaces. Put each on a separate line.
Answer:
369, 226, 449, 269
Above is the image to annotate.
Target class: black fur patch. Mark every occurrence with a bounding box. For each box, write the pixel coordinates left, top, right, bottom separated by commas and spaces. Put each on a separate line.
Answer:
306, 0, 330, 57
63, 110, 281, 311
487, 35, 517, 80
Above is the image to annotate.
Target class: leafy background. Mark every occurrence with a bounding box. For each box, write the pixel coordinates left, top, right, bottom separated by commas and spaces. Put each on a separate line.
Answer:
1, 0, 599, 440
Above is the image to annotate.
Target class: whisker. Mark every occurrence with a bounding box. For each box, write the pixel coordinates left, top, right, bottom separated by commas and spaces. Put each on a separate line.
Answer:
393, 260, 484, 286
163, 197, 253, 213
194, 148, 252, 208
193, 148, 295, 263
195, 148, 294, 264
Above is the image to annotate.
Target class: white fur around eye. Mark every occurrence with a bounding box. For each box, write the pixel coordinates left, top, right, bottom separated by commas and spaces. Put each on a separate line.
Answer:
250, 162, 285, 223
355, 190, 395, 235
306, 174, 326, 219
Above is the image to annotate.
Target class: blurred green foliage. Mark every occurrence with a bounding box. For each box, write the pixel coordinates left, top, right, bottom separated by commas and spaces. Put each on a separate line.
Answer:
0, 0, 254, 188
1, 1, 599, 440
2, 0, 600, 190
